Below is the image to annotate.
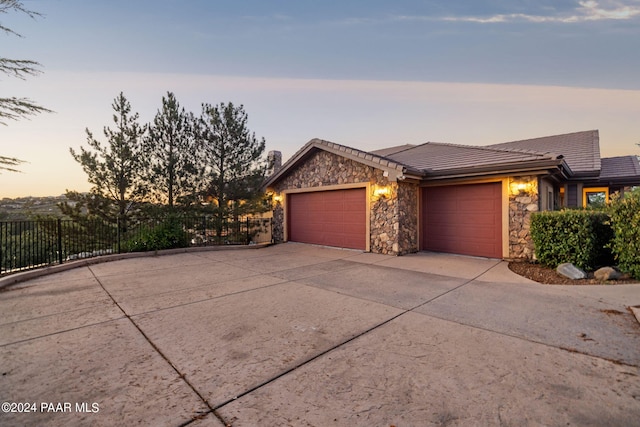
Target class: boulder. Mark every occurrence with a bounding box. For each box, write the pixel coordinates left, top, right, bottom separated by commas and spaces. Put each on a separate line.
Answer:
594, 267, 622, 281
556, 263, 587, 280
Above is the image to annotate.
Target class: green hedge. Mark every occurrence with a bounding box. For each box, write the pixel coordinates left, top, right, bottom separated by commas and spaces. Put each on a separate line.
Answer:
530, 210, 613, 270
607, 189, 640, 279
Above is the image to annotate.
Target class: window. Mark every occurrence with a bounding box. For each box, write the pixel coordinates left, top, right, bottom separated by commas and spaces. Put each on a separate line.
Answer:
582, 187, 609, 208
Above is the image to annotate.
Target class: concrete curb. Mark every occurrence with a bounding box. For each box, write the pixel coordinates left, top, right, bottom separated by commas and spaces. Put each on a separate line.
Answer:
0, 243, 272, 290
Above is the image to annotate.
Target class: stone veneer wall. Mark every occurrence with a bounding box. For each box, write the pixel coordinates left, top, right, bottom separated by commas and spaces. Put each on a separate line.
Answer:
272, 202, 284, 245
370, 183, 398, 254
397, 182, 419, 254
269, 150, 417, 255
508, 176, 539, 260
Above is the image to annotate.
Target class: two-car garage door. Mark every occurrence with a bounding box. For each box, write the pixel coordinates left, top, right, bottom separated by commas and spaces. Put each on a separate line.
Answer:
286, 182, 502, 258
421, 182, 502, 258
288, 188, 366, 250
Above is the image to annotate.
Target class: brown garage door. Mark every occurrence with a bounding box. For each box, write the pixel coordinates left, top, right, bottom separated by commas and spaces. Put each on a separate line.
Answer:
421, 182, 502, 258
288, 188, 366, 250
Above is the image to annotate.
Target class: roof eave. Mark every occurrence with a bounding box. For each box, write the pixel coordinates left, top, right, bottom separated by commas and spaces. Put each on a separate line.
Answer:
590, 176, 640, 186
423, 159, 567, 181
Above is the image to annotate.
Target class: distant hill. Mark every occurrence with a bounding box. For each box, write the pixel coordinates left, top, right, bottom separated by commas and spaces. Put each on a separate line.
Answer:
0, 195, 67, 221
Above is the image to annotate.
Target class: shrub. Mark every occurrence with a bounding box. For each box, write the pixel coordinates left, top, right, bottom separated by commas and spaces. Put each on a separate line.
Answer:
124, 216, 190, 252
607, 189, 640, 279
530, 210, 613, 270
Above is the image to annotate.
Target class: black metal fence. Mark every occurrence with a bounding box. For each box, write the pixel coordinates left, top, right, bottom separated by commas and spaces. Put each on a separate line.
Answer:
0, 216, 272, 275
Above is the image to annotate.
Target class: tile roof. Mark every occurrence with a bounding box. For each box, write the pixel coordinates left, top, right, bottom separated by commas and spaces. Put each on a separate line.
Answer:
267, 130, 632, 187
370, 144, 416, 157
486, 130, 600, 175
600, 155, 640, 180
381, 141, 562, 175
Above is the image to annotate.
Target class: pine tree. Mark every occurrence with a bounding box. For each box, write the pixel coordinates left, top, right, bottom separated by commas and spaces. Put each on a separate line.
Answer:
1, 0, 53, 173
64, 93, 147, 223
197, 102, 267, 234
144, 92, 202, 209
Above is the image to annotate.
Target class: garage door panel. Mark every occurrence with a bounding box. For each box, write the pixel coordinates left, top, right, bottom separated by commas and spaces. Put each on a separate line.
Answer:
323, 212, 343, 223
466, 201, 499, 212
288, 188, 366, 250
422, 183, 502, 258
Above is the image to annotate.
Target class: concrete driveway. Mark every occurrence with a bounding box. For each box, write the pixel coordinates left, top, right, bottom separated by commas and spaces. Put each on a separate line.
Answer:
1, 243, 639, 426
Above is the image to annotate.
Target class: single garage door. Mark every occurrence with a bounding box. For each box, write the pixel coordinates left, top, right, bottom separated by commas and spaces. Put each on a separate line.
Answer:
422, 182, 502, 258
288, 188, 366, 250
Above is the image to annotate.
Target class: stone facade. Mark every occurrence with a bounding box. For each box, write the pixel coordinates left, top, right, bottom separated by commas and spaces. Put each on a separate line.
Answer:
269, 150, 541, 260
508, 176, 539, 260
268, 150, 418, 255
272, 201, 284, 245
370, 183, 398, 254
397, 182, 419, 254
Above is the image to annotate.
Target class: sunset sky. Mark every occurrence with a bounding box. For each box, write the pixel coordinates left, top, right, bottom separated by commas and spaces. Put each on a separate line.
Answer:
2, 0, 640, 197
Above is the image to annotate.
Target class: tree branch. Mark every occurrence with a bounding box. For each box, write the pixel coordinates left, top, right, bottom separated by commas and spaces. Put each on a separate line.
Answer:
0, 58, 43, 79
0, 97, 54, 125
0, 155, 26, 173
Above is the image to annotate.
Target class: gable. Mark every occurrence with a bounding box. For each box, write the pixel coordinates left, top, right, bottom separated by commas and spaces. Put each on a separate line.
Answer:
269, 150, 387, 193
265, 139, 422, 189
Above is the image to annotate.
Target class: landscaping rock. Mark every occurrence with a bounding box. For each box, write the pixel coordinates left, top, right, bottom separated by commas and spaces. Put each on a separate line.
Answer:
556, 263, 587, 280
594, 267, 621, 281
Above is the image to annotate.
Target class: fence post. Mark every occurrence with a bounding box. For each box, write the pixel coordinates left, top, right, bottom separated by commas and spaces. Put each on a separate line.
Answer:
57, 218, 63, 265
202, 216, 207, 246
246, 217, 250, 244
117, 217, 121, 254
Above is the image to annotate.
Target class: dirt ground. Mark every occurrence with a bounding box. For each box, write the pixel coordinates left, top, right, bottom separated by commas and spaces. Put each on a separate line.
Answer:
508, 262, 638, 285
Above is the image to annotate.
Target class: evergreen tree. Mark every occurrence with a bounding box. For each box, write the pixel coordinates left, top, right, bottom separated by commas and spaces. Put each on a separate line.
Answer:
1, 0, 52, 173
0, 155, 25, 173
197, 102, 267, 232
0, 0, 52, 124
144, 92, 202, 209
64, 93, 147, 223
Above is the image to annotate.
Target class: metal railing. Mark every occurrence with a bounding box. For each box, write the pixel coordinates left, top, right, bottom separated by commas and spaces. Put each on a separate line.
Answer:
0, 216, 272, 275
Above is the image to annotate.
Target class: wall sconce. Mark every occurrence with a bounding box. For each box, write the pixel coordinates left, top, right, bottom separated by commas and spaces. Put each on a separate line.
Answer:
374, 186, 390, 198
509, 180, 534, 195
272, 193, 283, 204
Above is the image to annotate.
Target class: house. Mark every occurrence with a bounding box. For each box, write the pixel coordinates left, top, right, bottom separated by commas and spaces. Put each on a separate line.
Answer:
264, 130, 640, 260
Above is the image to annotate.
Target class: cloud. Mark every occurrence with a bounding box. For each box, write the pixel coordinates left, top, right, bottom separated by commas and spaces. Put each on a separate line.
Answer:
396, 0, 640, 24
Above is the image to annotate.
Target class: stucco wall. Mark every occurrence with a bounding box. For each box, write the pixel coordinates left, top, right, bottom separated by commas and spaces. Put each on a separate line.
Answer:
268, 150, 417, 255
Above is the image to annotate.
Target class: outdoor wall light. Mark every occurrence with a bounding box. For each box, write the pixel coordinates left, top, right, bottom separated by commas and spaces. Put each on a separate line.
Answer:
509, 180, 533, 195
272, 193, 283, 203
374, 186, 390, 198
